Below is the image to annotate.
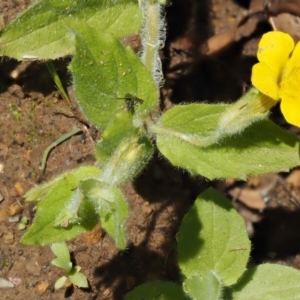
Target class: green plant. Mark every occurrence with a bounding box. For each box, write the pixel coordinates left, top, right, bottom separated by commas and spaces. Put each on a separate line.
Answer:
1, 0, 300, 298
125, 188, 300, 300
8, 103, 22, 121
46, 60, 71, 105
50, 242, 88, 289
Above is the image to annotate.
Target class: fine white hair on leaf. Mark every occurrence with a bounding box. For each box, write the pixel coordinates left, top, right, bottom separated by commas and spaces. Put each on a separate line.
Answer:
22, 55, 38, 60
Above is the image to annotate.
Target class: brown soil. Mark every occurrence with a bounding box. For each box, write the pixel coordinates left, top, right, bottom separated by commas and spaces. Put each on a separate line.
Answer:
1, 0, 300, 299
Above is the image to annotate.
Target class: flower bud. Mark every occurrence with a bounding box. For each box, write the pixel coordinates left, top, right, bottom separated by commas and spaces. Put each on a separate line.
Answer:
101, 135, 153, 186
217, 88, 276, 137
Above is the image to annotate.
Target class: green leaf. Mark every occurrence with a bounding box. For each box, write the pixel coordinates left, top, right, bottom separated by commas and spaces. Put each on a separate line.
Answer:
156, 104, 300, 179
54, 276, 68, 290
50, 242, 72, 272
53, 187, 84, 227
156, 103, 227, 146
125, 280, 189, 300
231, 264, 300, 300
70, 26, 158, 129
80, 179, 129, 249
183, 272, 222, 300
0, 0, 142, 60
178, 187, 250, 286
95, 112, 138, 164
24, 166, 100, 202
21, 166, 101, 245
68, 267, 88, 288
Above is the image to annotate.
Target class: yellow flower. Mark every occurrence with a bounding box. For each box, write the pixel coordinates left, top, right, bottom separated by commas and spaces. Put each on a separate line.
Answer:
251, 31, 300, 127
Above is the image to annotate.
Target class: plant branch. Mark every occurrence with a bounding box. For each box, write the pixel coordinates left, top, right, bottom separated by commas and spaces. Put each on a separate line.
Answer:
140, 0, 165, 88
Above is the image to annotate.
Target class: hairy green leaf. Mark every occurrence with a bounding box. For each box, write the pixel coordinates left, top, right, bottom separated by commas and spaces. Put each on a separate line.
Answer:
231, 264, 300, 300
54, 276, 68, 290
69, 267, 88, 288
53, 187, 85, 227
21, 166, 101, 245
51, 242, 72, 272
125, 280, 188, 300
156, 104, 300, 179
178, 187, 250, 286
183, 272, 222, 300
155, 103, 227, 147
71, 25, 158, 129
80, 179, 128, 249
0, 0, 142, 60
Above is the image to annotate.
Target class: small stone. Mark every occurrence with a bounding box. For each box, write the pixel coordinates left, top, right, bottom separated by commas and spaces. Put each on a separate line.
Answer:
286, 170, 300, 187
3, 231, 14, 244
36, 282, 49, 293
8, 215, 20, 223
102, 288, 111, 297
8, 277, 21, 286
7, 203, 23, 216
141, 205, 152, 217
14, 182, 24, 196
0, 278, 14, 288
9, 69, 20, 80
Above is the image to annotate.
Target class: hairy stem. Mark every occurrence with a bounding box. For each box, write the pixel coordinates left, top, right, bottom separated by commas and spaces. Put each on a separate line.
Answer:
140, 0, 165, 88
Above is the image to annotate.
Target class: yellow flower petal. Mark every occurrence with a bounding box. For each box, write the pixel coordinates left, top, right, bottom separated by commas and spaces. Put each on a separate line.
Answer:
279, 41, 300, 107
252, 62, 279, 100
280, 95, 300, 127
281, 40, 300, 90
257, 31, 294, 75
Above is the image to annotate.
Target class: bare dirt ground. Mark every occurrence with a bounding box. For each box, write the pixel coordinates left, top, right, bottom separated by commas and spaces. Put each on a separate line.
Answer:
1, 0, 300, 299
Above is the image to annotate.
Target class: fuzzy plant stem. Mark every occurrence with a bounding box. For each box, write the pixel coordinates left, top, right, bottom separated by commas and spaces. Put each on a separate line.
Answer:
140, 0, 165, 88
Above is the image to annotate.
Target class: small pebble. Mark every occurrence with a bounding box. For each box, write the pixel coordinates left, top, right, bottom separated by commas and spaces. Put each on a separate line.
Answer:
286, 170, 300, 187
36, 281, 49, 293
0, 278, 14, 288
7, 203, 23, 216
8, 277, 21, 286
103, 288, 111, 297
14, 182, 24, 196
8, 215, 20, 223
3, 231, 14, 244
